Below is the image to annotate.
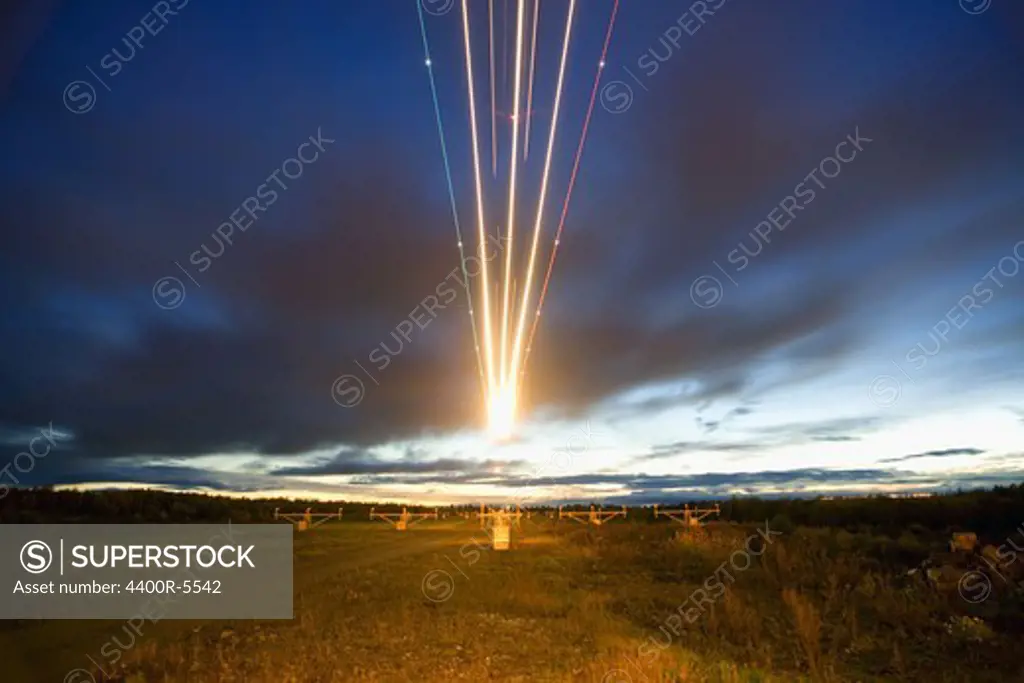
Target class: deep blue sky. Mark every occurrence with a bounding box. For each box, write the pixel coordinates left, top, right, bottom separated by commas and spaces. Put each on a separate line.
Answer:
1, 0, 1022, 503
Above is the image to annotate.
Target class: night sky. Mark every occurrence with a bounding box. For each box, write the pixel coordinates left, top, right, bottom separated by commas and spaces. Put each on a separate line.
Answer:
1, 0, 1022, 504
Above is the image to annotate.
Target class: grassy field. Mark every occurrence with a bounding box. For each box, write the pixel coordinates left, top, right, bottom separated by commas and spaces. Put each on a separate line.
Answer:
1, 517, 1020, 682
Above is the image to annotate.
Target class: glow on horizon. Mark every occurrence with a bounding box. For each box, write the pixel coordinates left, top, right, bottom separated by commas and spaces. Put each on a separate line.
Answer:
46, 344, 1024, 504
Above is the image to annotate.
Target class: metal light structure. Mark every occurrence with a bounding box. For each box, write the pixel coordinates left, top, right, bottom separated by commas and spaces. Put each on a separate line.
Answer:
274, 507, 343, 532
478, 502, 524, 550
652, 503, 721, 527
369, 506, 439, 531
558, 504, 627, 526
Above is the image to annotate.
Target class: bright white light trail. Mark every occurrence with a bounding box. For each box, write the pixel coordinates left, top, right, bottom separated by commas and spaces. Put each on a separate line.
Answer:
416, 0, 621, 440
508, 0, 576, 398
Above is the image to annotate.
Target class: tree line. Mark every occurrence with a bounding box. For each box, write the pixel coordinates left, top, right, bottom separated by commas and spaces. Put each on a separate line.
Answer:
2, 484, 1022, 539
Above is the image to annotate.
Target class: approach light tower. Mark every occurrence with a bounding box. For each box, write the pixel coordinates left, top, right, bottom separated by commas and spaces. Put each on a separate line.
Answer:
558, 504, 627, 526
652, 503, 720, 527
273, 507, 343, 531
478, 503, 524, 550
369, 506, 439, 531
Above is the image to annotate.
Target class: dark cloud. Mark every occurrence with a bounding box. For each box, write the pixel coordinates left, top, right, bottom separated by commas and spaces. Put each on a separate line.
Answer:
691, 403, 757, 435
497, 468, 897, 490
750, 417, 885, 443
0, 0, 62, 102
270, 453, 523, 477
697, 419, 719, 434
341, 466, 1024, 504
633, 440, 762, 463
340, 467, 899, 491
13, 459, 274, 494
878, 447, 985, 464
0, 0, 1021, 493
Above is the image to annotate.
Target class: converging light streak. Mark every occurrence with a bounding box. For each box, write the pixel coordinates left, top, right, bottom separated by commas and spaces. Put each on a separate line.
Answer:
521, 0, 620, 380
497, 0, 526, 399
523, 0, 540, 161
460, 0, 499, 397
488, 0, 497, 178
415, 0, 487, 399
417, 0, 613, 439
508, 0, 576, 394
503, 0, 509, 89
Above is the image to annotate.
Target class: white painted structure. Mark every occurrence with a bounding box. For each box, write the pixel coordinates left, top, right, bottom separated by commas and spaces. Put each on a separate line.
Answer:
274, 507, 343, 531
558, 504, 627, 526
477, 503, 524, 550
652, 503, 720, 526
369, 506, 439, 531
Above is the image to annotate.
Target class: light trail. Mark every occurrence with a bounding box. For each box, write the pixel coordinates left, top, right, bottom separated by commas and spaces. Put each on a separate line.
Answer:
460, 0, 499, 397
416, 0, 616, 439
520, 0, 620, 381
503, 0, 509, 90
507, 0, 576, 395
523, 0, 540, 161
496, 0, 526, 404
488, 0, 497, 178
415, 0, 487, 399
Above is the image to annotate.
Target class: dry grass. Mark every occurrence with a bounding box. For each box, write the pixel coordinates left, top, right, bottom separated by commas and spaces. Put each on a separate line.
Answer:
1, 520, 1021, 681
